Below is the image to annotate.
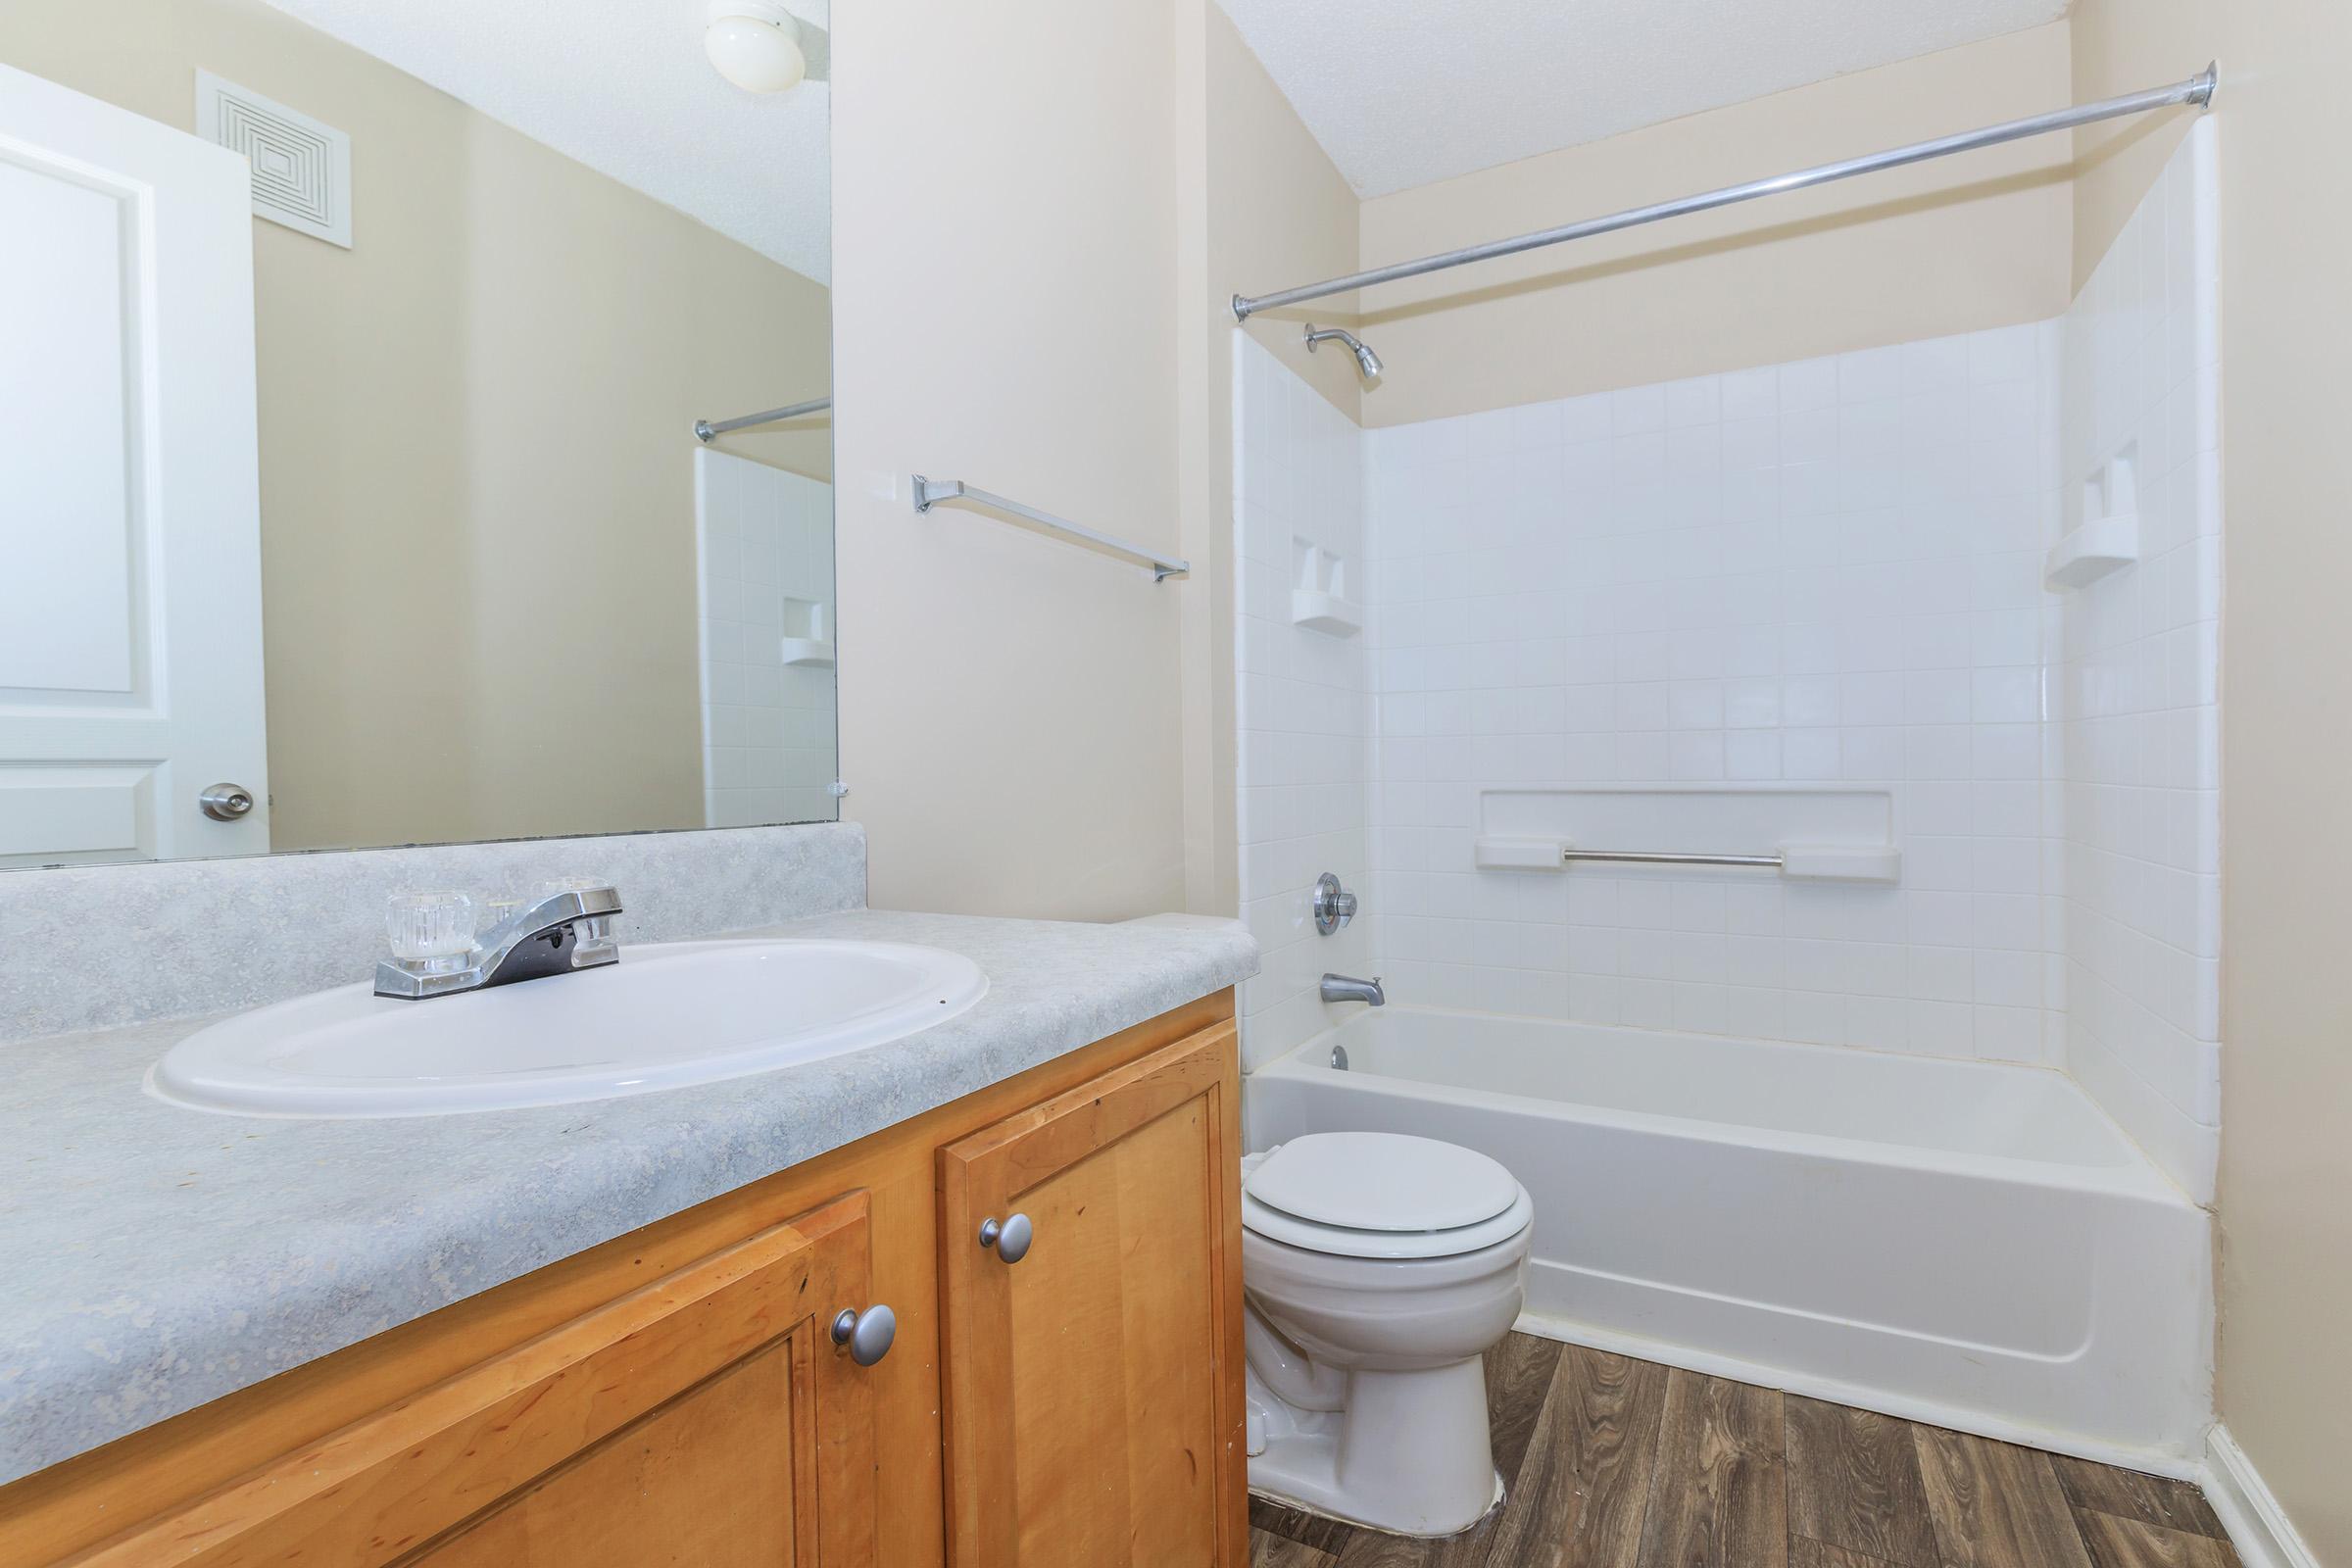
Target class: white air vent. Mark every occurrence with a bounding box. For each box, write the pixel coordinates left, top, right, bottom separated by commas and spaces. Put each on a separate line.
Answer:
195, 71, 352, 249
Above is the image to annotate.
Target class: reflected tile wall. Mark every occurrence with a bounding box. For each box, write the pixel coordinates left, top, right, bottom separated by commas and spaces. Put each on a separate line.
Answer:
694, 449, 839, 829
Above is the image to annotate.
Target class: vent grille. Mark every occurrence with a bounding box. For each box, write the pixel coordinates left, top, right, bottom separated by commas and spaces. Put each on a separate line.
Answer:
194, 71, 352, 249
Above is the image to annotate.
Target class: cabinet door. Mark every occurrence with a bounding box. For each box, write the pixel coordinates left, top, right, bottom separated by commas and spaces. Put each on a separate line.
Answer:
70, 1192, 886, 1568
938, 1023, 1247, 1568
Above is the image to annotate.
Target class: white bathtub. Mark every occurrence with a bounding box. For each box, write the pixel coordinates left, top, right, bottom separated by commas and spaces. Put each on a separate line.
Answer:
1246, 1007, 2213, 1473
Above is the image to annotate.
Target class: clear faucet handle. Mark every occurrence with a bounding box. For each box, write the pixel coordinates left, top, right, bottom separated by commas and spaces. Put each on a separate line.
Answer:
531, 876, 610, 903
386, 891, 478, 975
529, 876, 619, 964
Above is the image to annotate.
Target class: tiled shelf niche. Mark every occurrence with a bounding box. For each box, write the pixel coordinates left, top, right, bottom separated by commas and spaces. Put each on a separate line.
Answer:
1289, 538, 1362, 637
779, 599, 835, 667
2045, 445, 2139, 590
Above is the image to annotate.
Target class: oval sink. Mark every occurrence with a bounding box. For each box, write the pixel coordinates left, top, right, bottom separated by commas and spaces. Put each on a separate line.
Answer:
147, 939, 988, 1117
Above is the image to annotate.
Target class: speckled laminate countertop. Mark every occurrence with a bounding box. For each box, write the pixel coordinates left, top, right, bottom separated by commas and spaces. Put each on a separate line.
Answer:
0, 907, 1256, 1484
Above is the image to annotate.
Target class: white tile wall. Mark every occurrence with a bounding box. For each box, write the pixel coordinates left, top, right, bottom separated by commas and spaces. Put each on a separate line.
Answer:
2051, 121, 2223, 1202
1229, 136, 2223, 1205
1362, 322, 2066, 1063
1234, 337, 1375, 1071
694, 449, 840, 830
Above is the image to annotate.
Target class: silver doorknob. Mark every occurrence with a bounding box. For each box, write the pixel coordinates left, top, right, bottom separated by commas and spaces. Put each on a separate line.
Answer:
978, 1212, 1033, 1264
199, 783, 256, 821
831, 1303, 896, 1366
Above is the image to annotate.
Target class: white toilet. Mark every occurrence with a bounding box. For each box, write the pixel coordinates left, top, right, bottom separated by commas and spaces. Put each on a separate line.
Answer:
1240, 1132, 1534, 1537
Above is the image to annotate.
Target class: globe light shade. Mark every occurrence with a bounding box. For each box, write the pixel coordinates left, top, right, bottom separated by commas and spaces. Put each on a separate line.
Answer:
705, 10, 807, 94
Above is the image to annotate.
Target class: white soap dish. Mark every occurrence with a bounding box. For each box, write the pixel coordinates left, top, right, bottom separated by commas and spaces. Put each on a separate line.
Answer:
1291, 588, 1363, 638
779, 636, 836, 668
2043, 514, 2139, 590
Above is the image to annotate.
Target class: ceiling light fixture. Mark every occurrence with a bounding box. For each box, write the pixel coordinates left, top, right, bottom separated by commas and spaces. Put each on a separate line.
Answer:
705, 0, 808, 94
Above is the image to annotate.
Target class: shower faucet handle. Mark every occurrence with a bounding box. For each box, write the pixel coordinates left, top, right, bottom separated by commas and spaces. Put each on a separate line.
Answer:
1312, 872, 1358, 935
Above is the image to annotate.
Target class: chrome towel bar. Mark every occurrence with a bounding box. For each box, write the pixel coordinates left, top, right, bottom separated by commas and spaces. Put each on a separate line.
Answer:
694, 396, 832, 443
911, 475, 1189, 581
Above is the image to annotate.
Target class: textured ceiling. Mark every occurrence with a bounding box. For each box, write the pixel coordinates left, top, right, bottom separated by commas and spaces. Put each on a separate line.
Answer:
1216, 0, 2071, 198
255, 0, 831, 282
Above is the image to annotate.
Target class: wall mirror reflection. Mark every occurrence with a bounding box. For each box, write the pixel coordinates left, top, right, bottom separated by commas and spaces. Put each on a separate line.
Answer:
0, 0, 836, 869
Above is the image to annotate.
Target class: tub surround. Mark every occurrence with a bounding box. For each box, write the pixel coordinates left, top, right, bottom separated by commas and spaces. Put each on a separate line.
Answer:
0, 902, 1257, 1483
1231, 123, 2224, 1205
1233, 335, 1376, 1072
2050, 121, 2224, 1206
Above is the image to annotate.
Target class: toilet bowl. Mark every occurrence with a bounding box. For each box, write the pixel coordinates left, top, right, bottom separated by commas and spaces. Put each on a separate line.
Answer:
1240, 1132, 1534, 1537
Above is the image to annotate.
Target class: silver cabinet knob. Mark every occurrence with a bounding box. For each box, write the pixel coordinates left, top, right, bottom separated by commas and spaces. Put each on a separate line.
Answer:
978, 1212, 1033, 1264
198, 783, 256, 821
831, 1303, 896, 1366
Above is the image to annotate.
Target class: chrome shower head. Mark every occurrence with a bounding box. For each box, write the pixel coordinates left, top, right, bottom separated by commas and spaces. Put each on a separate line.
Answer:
1303, 324, 1384, 390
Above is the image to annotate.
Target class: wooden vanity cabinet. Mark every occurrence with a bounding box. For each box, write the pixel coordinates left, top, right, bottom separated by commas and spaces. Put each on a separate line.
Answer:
938, 1023, 1249, 1568
50, 1194, 887, 1568
0, 993, 1243, 1568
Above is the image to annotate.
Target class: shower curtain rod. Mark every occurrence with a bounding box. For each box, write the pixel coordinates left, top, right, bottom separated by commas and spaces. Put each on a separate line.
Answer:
1231, 65, 2217, 321
694, 396, 833, 443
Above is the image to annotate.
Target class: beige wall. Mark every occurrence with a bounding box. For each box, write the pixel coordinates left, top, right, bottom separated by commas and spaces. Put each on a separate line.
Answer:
1202, 7, 1364, 423
0, 0, 832, 852
1353, 24, 2076, 427
2075, 5, 2352, 1560
2069, 1, 2206, 290
826, 0, 1358, 923
829, 0, 1189, 918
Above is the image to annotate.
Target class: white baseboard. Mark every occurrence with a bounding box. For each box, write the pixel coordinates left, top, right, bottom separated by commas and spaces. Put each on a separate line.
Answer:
2202, 1425, 2321, 1568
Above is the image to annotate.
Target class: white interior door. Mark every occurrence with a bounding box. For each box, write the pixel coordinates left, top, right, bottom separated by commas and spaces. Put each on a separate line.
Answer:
0, 62, 269, 866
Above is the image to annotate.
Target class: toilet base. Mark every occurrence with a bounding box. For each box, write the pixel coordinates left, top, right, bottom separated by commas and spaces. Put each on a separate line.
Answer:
1246, 1357, 1504, 1537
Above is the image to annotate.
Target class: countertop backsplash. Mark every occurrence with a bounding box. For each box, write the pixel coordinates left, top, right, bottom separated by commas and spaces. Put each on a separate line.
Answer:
0, 822, 868, 1042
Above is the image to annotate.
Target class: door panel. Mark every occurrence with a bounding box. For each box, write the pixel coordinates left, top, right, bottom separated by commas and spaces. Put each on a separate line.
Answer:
938, 1023, 1247, 1568
0, 154, 137, 695
412, 1338, 809, 1568
64, 1192, 883, 1568
0, 764, 154, 859
0, 62, 269, 864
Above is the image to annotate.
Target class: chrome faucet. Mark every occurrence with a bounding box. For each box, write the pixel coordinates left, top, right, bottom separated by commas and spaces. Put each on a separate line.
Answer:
375, 884, 623, 1000
1321, 973, 1385, 1006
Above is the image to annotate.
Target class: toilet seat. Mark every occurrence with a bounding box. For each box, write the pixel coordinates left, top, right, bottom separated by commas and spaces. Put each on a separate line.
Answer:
1242, 1133, 1533, 1260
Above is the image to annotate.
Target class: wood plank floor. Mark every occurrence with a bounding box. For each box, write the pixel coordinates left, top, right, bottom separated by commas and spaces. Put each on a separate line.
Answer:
1248, 1335, 2236, 1568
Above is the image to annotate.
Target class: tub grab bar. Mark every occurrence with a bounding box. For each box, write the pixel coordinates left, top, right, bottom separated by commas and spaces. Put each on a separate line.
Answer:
1561, 849, 1784, 868
1473, 837, 1901, 883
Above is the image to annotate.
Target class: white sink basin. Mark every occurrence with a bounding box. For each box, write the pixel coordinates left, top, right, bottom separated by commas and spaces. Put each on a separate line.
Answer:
147, 939, 988, 1118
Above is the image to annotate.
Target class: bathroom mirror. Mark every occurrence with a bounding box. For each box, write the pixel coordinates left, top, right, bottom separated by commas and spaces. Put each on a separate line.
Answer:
0, 0, 836, 869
